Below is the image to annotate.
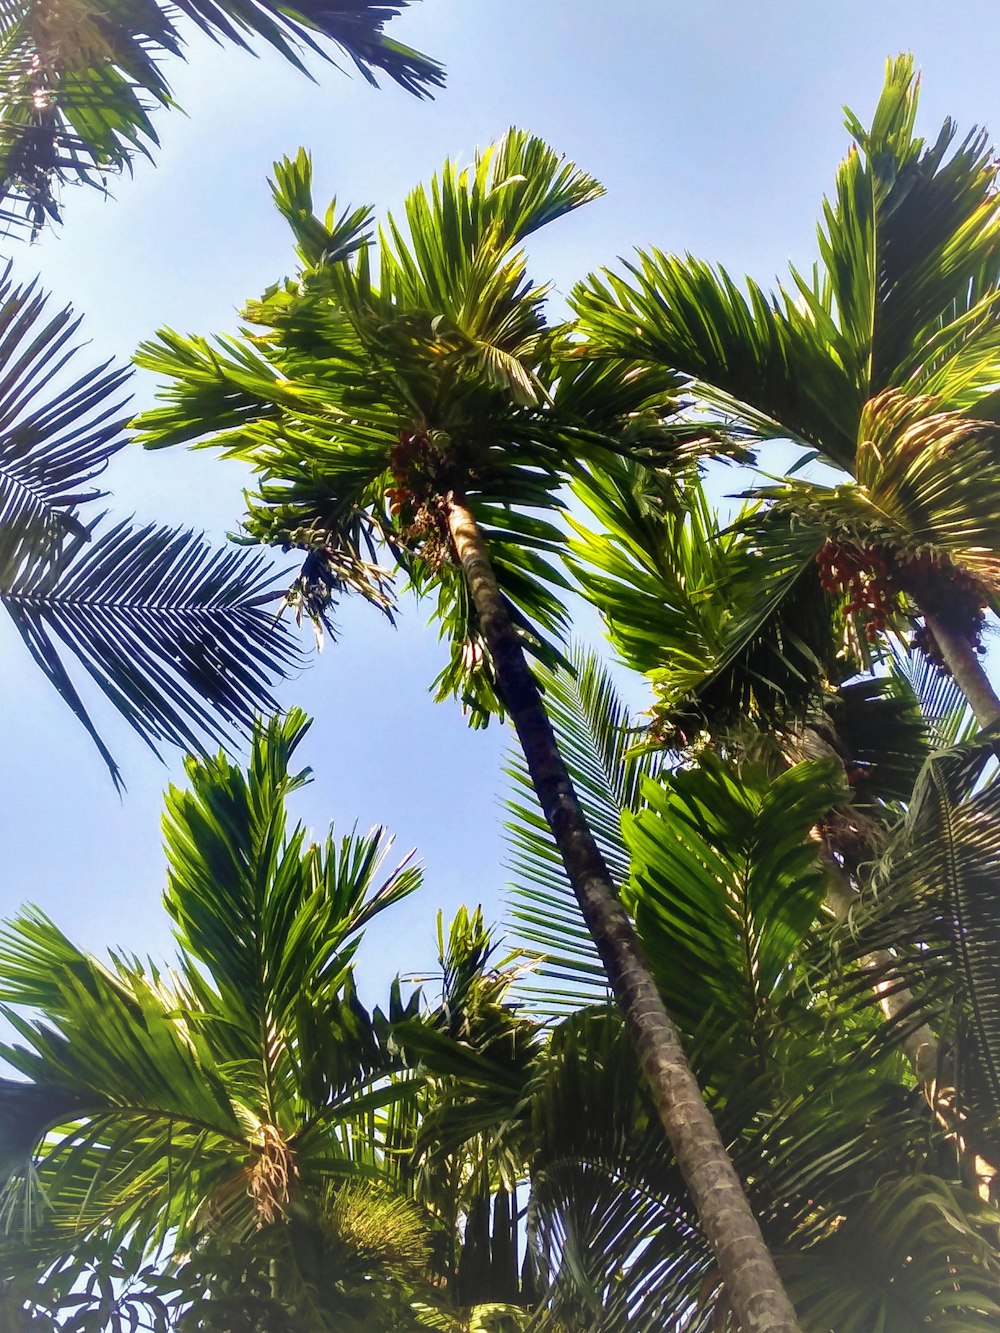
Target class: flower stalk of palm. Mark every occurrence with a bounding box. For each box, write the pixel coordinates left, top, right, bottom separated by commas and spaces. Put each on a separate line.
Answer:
573, 55, 1000, 732
134, 132, 802, 1331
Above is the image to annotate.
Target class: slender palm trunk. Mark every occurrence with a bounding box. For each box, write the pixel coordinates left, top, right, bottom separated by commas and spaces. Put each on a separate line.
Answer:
445, 495, 801, 1333
921, 607, 1000, 730
824, 858, 939, 1086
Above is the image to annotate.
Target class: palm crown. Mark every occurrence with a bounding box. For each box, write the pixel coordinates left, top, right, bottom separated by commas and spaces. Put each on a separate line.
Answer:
573, 54, 1000, 694
135, 131, 681, 720
0, 710, 426, 1326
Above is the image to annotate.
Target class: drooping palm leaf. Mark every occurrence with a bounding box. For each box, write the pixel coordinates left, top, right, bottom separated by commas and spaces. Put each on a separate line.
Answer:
570, 460, 844, 742
0, 515, 299, 783
0, 264, 128, 551
0, 0, 443, 233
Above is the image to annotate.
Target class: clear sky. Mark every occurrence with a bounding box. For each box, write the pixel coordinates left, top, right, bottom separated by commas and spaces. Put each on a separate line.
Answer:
1, 0, 998, 1005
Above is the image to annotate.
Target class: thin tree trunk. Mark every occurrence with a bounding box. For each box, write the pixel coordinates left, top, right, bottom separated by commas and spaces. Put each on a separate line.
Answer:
445, 494, 801, 1333
921, 607, 1000, 730
824, 860, 939, 1085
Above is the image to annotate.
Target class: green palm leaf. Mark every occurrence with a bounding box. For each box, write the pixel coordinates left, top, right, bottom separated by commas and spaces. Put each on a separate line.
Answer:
625, 756, 846, 1041
0, 0, 443, 233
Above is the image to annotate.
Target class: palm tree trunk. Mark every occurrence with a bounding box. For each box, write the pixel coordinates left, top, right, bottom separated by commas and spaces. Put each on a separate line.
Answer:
824, 860, 939, 1086
921, 607, 1000, 729
445, 494, 801, 1333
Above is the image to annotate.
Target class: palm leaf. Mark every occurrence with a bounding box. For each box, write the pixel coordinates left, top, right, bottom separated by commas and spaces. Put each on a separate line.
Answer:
573, 54, 1000, 470
841, 739, 1000, 1155
0, 515, 299, 784
625, 755, 846, 1042
0, 263, 128, 551
0, 0, 443, 233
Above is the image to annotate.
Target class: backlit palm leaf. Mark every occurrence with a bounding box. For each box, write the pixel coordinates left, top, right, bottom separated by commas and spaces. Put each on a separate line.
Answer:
0, 0, 443, 233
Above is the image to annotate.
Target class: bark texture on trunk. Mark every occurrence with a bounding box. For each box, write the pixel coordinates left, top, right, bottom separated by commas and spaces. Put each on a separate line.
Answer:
921, 608, 1000, 730
445, 496, 801, 1333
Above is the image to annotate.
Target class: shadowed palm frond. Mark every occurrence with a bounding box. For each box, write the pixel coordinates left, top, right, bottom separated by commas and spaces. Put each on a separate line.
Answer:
0, 263, 128, 550
0, 0, 443, 234
0, 516, 300, 784
839, 739, 1000, 1156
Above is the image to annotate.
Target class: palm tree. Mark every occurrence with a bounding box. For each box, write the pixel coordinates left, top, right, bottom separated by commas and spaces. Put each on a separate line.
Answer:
0, 262, 299, 783
0, 0, 442, 233
499, 649, 1000, 1329
0, 708, 432, 1329
573, 54, 1000, 731
132, 132, 801, 1330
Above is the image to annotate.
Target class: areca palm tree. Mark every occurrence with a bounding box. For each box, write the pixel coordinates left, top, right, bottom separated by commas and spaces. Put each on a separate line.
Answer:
132, 132, 801, 1331
0, 262, 299, 783
0, 0, 442, 233
573, 54, 1000, 731
0, 708, 432, 1329
499, 649, 1000, 1330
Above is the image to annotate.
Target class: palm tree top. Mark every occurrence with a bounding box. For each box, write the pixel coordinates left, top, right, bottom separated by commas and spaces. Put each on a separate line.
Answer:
573, 53, 1000, 473
133, 131, 689, 721
0, 0, 444, 233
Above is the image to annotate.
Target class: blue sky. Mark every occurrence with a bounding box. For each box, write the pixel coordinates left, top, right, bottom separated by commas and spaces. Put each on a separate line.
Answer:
1, 0, 998, 1004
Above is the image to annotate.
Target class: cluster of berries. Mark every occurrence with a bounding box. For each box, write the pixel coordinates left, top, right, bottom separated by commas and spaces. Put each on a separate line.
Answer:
816, 540, 896, 641
817, 538, 989, 666
387, 428, 441, 517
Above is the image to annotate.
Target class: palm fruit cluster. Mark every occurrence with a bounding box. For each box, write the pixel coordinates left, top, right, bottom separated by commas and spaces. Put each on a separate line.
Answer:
387, 428, 454, 570
817, 538, 989, 664
816, 539, 897, 641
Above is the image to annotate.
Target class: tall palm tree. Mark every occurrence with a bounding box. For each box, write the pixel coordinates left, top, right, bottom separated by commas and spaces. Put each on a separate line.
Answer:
132, 132, 802, 1330
0, 709, 431, 1329
0, 262, 299, 783
573, 54, 1000, 731
499, 649, 1000, 1330
0, 0, 442, 233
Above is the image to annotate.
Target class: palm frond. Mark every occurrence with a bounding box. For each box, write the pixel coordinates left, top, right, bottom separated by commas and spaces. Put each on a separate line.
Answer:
572, 53, 1000, 474
570, 460, 841, 743
0, 264, 128, 550
889, 642, 978, 747
0, 0, 442, 233
0, 516, 299, 784
625, 755, 846, 1043
841, 738, 1000, 1154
